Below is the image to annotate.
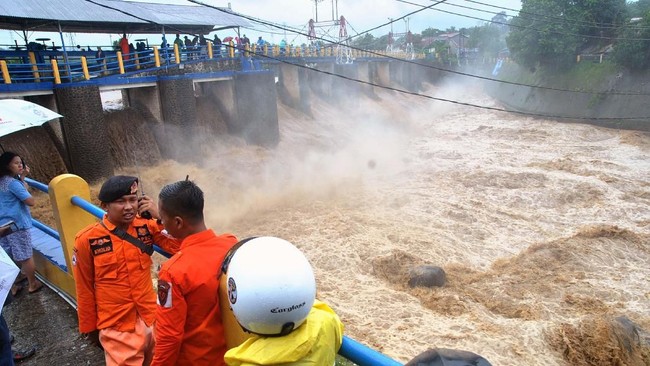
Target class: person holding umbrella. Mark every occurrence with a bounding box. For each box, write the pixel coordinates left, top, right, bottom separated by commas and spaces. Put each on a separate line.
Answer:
0, 151, 42, 295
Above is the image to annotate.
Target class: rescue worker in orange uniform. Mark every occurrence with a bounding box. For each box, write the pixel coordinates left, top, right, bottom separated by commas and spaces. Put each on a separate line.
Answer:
151, 180, 238, 366
73, 176, 180, 366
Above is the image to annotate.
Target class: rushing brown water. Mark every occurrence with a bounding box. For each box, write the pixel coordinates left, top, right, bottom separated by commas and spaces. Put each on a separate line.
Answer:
29, 82, 650, 365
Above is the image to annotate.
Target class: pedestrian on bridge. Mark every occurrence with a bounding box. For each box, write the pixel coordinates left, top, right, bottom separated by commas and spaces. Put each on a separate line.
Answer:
72, 175, 180, 366
120, 33, 130, 61
0, 152, 42, 296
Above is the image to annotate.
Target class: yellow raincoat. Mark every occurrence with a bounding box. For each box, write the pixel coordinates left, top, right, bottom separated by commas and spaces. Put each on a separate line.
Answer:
224, 301, 344, 366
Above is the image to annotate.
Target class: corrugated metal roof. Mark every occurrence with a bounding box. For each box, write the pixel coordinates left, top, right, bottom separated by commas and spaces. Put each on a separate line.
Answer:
0, 0, 250, 34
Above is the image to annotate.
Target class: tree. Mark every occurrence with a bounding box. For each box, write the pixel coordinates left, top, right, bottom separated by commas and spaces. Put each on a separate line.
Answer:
507, 0, 626, 71
421, 27, 443, 37
613, 11, 650, 70
466, 24, 505, 59
627, 0, 650, 17
351, 33, 376, 49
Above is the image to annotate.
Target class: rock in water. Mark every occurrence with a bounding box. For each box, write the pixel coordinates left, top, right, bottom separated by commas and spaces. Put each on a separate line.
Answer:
405, 348, 492, 366
408, 265, 446, 288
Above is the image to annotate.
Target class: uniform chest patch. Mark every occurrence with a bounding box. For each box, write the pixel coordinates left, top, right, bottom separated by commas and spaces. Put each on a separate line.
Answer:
90, 236, 113, 256
157, 280, 172, 308
135, 225, 154, 246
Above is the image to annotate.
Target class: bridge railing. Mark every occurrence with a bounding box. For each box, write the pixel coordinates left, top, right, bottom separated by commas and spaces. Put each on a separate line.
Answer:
0, 42, 423, 86
26, 174, 402, 366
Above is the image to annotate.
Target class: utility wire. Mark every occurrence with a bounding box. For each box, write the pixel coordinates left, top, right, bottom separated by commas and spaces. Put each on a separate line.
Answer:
82, 0, 650, 120
443, 1, 624, 31
188, 0, 450, 45
246, 50, 650, 121
188, 0, 650, 96
397, 0, 650, 42
463, 0, 650, 30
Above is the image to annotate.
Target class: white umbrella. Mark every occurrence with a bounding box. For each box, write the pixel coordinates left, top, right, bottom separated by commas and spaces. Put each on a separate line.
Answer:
0, 99, 62, 138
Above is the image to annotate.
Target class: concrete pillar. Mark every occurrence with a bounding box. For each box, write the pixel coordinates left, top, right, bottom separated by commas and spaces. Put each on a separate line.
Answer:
158, 77, 197, 160
356, 61, 377, 98
277, 63, 301, 108
403, 61, 422, 92
203, 79, 237, 125
333, 63, 360, 104
233, 71, 279, 146
309, 63, 334, 99
25, 94, 71, 172
275, 63, 311, 115
389, 60, 419, 92
126, 86, 162, 123
54, 84, 113, 183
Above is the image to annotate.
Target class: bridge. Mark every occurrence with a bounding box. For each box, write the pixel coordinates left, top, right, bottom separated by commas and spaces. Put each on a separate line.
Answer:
0, 40, 433, 186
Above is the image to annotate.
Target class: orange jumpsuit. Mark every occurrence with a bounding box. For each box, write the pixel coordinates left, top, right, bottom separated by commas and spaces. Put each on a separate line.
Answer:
151, 229, 238, 366
120, 36, 130, 61
73, 216, 180, 334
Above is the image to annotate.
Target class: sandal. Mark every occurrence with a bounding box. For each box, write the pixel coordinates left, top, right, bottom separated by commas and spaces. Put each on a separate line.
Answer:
13, 347, 35, 362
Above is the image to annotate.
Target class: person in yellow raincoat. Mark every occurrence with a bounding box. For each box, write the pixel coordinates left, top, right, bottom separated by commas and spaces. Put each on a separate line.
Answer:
221, 236, 344, 366
225, 301, 343, 366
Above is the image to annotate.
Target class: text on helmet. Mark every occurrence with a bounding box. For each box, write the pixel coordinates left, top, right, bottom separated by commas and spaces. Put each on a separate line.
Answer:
270, 302, 306, 314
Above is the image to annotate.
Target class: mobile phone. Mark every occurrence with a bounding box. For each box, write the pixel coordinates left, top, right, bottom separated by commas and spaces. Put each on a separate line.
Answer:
0, 221, 19, 237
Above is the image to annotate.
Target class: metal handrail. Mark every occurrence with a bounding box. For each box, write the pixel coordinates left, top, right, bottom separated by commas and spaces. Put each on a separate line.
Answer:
25, 176, 403, 365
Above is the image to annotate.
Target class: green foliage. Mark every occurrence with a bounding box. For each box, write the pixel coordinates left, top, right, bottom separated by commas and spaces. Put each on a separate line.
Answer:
507, 0, 627, 71
421, 27, 442, 37
627, 0, 650, 17
351, 34, 376, 49
613, 12, 650, 70
466, 24, 506, 58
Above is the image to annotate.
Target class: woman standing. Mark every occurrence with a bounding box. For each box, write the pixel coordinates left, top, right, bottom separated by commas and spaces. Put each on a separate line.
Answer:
0, 152, 42, 294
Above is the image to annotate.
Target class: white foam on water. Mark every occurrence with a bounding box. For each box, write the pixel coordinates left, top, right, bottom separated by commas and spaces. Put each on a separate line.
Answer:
132, 81, 650, 365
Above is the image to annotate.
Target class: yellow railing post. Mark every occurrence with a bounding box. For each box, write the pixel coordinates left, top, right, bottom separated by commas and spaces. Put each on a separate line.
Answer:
0, 60, 11, 84
208, 42, 213, 59
117, 51, 125, 74
264, 44, 268, 56
81, 56, 89, 80
245, 44, 250, 57
134, 51, 140, 70
49, 174, 98, 298
28, 51, 41, 82
174, 43, 181, 64
51, 59, 61, 84
153, 46, 161, 67
229, 41, 235, 58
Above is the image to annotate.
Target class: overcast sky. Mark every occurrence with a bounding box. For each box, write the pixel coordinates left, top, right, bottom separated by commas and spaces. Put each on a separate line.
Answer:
0, 0, 522, 49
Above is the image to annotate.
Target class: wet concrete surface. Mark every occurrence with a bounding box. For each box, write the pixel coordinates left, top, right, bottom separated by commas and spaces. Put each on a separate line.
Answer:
4, 281, 104, 365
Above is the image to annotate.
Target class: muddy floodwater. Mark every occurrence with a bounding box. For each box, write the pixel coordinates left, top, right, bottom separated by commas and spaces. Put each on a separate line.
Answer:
6, 81, 650, 365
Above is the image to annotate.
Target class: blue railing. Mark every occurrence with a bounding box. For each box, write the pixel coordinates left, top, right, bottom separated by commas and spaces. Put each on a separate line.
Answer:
25, 177, 402, 365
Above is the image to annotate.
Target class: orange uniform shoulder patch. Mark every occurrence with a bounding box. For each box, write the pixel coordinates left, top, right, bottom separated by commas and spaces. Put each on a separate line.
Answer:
157, 280, 172, 308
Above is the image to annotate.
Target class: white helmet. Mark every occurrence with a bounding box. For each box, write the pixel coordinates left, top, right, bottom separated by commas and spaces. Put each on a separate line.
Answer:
223, 236, 316, 336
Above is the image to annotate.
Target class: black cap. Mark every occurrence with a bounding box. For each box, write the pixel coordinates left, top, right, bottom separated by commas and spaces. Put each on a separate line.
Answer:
98, 175, 139, 203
